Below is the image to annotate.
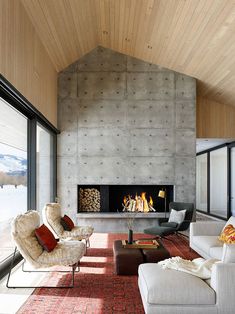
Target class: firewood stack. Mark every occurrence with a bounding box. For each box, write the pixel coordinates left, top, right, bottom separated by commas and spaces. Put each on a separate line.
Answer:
79, 188, 101, 212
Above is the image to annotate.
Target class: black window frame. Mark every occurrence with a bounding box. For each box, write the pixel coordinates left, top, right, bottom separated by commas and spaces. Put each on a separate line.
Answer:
0, 74, 59, 280
196, 142, 235, 221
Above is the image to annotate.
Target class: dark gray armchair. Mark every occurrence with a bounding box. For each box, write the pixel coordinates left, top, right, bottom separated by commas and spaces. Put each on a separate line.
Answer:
144, 202, 194, 238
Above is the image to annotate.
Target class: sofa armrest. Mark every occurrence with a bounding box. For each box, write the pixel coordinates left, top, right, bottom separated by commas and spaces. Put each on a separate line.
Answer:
190, 221, 225, 237
211, 262, 235, 311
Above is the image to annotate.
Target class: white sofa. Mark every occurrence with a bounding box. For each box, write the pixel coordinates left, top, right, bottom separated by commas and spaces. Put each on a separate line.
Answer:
138, 217, 235, 314
190, 216, 235, 260
138, 260, 235, 314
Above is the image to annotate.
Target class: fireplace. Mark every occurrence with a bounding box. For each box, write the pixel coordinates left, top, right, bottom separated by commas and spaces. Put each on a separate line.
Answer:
78, 185, 174, 213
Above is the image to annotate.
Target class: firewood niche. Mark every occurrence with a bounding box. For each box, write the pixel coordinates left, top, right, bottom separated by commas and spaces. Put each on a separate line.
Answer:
77, 185, 174, 213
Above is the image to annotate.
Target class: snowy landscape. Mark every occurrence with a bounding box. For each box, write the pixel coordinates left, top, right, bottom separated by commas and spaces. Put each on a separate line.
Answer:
0, 143, 27, 261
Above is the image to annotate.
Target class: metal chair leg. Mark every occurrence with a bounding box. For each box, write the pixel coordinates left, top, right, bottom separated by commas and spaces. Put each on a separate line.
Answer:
86, 238, 90, 248
7, 247, 79, 289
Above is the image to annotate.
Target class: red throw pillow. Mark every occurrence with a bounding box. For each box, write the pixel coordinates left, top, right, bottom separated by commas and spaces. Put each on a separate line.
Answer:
61, 215, 74, 231
35, 224, 57, 252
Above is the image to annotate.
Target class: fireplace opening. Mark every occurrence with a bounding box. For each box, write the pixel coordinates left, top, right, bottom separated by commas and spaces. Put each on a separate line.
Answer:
78, 185, 174, 213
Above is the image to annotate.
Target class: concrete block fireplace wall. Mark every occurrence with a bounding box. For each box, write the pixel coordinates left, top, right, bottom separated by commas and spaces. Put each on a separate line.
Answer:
57, 46, 196, 232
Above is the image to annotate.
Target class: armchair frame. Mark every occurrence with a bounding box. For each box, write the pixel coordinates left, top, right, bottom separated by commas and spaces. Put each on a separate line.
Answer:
6, 247, 79, 289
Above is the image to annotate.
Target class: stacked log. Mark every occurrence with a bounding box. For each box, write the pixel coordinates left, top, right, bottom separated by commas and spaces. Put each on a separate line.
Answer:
79, 188, 100, 212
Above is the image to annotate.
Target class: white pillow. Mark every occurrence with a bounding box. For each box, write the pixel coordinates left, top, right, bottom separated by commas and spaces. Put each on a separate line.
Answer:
168, 209, 186, 225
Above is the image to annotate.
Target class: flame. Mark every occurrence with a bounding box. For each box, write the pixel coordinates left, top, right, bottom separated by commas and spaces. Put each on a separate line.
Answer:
141, 192, 146, 201
123, 192, 154, 212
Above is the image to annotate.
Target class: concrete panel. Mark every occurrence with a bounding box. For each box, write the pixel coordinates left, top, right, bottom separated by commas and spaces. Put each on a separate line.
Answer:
57, 184, 78, 221
77, 100, 126, 128
57, 157, 78, 185
176, 101, 196, 129
127, 72, 175, 100
57, 131, 77, 157
58, 72, 77, 99
175, 74, 196, 100
175, 157, 196, 186
126, 157, 174, 184
129, 129, 174, 156
127, 56, 168, 72
78, 128, 127, 156
77, 46, 127, 72
175, 184, 196, 204
62, 61, 78, 73
77, 72, 126, 99
176, 129, 196, 156
58, 98, 78, 131
126, 101, 174, 128
77, 157, 128, 184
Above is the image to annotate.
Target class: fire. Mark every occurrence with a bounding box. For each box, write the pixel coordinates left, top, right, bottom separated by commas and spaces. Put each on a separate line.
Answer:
141, 192, 146, 201
122, 192, 156, 212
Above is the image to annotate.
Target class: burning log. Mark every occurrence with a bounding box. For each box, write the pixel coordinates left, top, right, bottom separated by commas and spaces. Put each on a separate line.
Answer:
122, 192, 156, 212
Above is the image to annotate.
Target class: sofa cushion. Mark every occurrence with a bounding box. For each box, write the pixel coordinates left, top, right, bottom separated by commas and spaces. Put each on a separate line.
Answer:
219, 224, 235, 243
192, 236, 222, 255
222, 243, 235, 263
138, 263, 215, 305
62, 225, 93, 240
37, 241, 85, 267
61, 215, 74, 231
224, 216, 235, 230
209, 246, 223, 259
169, 209, 186, 224
35, 224, 58, 252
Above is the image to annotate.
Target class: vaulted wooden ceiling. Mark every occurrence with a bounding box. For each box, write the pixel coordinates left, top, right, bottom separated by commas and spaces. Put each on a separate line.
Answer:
21, 0, 235, 107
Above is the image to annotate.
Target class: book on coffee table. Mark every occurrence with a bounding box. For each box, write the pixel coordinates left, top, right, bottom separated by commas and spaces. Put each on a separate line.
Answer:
122, 239, 159, 249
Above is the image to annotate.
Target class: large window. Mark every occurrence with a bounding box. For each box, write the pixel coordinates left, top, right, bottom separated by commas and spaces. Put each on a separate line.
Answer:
36, 123, 54, 212
210, 147, 227, 218
231, 147, 235, 216
0, 98, 27, 263
196, 154, 207, 212
0, 75, 58, 279
196, 144, 235, 220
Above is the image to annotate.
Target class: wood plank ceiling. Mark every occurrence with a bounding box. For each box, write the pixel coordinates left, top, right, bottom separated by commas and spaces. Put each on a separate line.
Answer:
21, 0, 235, 107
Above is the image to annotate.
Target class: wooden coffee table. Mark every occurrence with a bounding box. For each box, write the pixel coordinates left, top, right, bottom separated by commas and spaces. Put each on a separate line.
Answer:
113, 239, 170, 275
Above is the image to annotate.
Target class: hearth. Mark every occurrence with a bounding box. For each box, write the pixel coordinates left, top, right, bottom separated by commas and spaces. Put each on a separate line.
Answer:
77, 185, 174, 213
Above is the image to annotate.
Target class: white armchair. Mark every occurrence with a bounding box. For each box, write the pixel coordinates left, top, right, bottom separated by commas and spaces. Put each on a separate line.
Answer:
7, 210, 85, 288
42, 203, 93, 248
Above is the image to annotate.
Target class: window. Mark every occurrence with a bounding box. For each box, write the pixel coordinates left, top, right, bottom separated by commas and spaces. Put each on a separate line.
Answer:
210, 147, 227, 218
230, 146, 235, 216
196, 144, 235, 220
196, 154, 207, 212
0, 97, 27, 263
36, 123, 54, 212
0, 75, 58, 279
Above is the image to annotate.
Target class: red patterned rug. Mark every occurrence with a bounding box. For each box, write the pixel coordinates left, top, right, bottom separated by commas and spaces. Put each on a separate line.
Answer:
17, 233, 199, 314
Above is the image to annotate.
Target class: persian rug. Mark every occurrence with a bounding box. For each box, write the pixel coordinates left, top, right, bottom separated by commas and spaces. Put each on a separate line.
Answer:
17, 233, 199, 314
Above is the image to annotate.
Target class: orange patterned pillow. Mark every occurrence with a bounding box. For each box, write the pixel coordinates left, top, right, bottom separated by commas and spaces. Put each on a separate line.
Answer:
219, 224, 235, 243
